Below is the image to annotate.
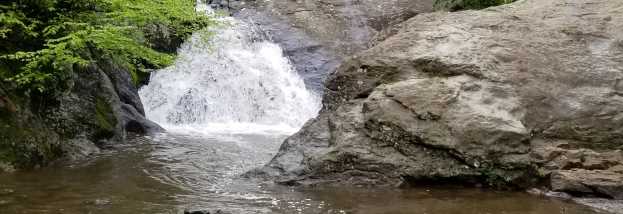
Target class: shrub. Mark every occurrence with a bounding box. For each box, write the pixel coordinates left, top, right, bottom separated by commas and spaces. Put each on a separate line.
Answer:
0, 0, 216, 93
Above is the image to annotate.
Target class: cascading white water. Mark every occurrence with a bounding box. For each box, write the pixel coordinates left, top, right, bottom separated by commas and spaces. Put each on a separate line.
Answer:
139, 9, 320, 135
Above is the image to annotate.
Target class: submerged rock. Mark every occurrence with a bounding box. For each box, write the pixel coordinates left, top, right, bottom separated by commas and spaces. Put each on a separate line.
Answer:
83, 198, 112, 206
184, 211, 210, 214
0, 188, 14, 195
257, 0, 623, 199
183, 209, 229, 214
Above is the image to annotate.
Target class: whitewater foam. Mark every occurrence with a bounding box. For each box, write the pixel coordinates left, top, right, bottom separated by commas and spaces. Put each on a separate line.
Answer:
139, 11, 320, 135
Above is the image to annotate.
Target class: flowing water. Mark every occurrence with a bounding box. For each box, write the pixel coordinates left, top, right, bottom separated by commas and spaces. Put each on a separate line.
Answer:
139, 14, 320, 133
0, 4, 612, 214
0, 132, 607, 214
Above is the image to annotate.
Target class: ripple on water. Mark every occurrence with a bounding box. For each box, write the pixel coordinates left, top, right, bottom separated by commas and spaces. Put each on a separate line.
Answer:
0, 133, 611, 214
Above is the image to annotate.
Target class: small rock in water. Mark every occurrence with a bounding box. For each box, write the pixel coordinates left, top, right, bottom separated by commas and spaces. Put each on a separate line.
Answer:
526, 188, 573, 200
526, 188, 545, 196
94, 199, 112, 206
0, 199, 11, 205
0, 188, 15, 195
184, 210, 209, 214
184, 209, 228, 214
83, 198, 112, 206
544, 191, 573, 200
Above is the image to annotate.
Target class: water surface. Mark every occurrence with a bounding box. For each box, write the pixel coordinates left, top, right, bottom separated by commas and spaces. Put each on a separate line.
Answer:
0, 132, 605, 214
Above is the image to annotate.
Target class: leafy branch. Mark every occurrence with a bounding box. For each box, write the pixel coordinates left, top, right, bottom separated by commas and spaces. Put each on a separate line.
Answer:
0, 0, 216, 92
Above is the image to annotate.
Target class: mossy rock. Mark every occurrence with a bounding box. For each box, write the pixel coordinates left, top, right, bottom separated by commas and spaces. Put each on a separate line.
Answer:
94, 96, 118, 140
0, 85, 64, 170
95, 96, 116, 131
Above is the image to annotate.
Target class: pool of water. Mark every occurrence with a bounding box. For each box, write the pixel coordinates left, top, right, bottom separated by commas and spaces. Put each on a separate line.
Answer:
0, 132, 607, 214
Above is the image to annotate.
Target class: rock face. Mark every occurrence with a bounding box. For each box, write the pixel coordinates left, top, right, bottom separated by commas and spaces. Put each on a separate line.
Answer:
258, 0, 623, 199
245, 0, 435, 56
234, 9, 342, 92
232, 0, 435, 91
0, 54, 162, 171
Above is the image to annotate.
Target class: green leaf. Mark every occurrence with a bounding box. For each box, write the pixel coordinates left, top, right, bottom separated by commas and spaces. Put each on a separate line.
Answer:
1, 0, 217, 92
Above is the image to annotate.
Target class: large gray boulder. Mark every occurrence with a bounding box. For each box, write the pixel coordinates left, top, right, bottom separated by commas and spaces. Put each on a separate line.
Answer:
257, 0, 623, 199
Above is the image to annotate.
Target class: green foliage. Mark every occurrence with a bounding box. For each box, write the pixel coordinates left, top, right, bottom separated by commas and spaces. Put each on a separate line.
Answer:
434, 0, 517, 11
0, 0, 215, 93
0, 9, 37, 39
105, 0, 212, 38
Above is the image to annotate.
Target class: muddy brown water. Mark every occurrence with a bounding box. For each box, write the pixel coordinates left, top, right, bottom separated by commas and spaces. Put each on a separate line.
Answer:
0, 132, 607, 214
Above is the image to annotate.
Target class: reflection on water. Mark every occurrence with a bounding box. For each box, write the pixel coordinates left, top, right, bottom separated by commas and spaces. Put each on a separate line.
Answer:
0, 132, 606, 214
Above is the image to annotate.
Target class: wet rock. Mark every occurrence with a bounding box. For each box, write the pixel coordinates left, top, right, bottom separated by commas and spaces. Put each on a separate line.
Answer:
83, 198, 112, 206
544, 191, 573, 200
234, 9, 341, 92
574, 198, 623, 214
0, 53, 163, 170
184, 209, 229, 214
120, 103, 164, 135
184, 210, 210, 214
551, 169, 623, 199
242, 0, 435, 57
433, 0, 516, 11
61, 136, 101, 160
144, 22, 184, 53
48, 55, 164, 148
234, 0, 435, 92
0, 188, 14, 195
256, 0, 623, 197
527, 188, 574, 200
95, 57, 164, 135
0, 163, 14, 173
0, 84, 61, 170
184, 211, 210, 214
0, 199, 10, 206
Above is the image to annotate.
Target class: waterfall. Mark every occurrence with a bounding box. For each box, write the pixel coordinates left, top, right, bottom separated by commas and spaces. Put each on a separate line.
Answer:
139, 10, 321, 135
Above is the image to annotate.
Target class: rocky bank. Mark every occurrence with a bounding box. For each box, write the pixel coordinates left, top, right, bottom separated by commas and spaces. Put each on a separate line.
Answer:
255, 0, 623, 203
0, 47, 164, 172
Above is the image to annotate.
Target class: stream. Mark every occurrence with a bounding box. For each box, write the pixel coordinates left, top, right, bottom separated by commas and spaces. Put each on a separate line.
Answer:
0, 132, 603, 214
0, 3, 611, 214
